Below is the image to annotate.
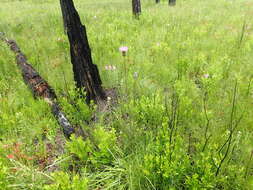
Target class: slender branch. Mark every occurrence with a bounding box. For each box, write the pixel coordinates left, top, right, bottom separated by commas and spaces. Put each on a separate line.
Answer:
238, 20, 246, 48
202, 92, 212, 152
168, 91, 179, 162
215, 81, 238, 176
217, 112, 244, 155
245, 151, 253, 178
246, 77, 252, 97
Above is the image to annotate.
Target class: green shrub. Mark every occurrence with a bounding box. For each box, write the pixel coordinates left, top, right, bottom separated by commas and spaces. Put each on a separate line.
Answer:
0, 161, 10, 190
44, 172, 88, 190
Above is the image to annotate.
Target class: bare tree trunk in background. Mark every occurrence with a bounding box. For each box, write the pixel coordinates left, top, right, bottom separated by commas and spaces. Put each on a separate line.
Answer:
169, 0, 176, 6
59, 0, 106, 105
132, 0, 141, 17
156, 0, 160, 3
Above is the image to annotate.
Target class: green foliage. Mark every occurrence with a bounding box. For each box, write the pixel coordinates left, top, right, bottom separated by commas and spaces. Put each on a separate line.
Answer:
67, 136, 92, 163
66, 126, 117, 168
0, 0, 253, 189
0, 161, 10, 190
126, 95, 165, 127
44, 172, 88, 190
92, 127, 117, 165
59, 87, 93, 125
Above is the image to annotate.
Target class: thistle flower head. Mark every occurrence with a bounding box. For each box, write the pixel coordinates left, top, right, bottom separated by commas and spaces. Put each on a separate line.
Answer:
203, 74, 210, 79
119, 46, 128, 56
133, 72, 138, 79
105, 65, 116, 71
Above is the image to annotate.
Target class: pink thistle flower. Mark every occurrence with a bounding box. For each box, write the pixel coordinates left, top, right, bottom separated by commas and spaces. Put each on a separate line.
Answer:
203, 74, 210, 79
105, 65, 116, 71
119, 46, 128, 56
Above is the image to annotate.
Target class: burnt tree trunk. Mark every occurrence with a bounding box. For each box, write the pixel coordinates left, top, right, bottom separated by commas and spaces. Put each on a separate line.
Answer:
60, 1, 67, 33
59, 0, 106, 105
169, 0, 176, 6
0, 35, 76, 139
156, 0, 160, 3
132, 0, 141, 17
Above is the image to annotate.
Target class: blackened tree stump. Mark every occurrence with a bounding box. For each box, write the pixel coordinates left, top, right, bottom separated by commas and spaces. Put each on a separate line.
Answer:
169, 0, 176, 6
59, 0, 107, 106
132, 0, 141, 17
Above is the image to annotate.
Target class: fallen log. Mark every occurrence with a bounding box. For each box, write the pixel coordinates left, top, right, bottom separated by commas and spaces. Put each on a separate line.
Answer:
0, 34, 76, 139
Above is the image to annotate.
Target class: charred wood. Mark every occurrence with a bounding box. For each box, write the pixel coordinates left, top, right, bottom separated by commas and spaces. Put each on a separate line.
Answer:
59, 0, 107, 106
169, 0, 176, 6
1, 35, 76, 139
132, 0, 141, 17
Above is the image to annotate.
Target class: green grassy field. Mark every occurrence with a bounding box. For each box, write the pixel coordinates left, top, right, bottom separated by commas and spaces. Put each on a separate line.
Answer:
1, 0, 253, 189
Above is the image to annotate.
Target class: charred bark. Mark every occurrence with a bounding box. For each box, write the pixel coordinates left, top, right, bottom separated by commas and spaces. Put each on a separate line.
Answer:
169, 0, 176, 6
1, 35, 75, 139
59, 0, 106, 105
132, 0, 141, 17
60, 1, 68, 34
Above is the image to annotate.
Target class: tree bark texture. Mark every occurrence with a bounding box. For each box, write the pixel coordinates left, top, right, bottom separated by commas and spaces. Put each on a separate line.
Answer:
60, 0, 68, 34
169, 0, 176, 6
132, 0, 141, 16
0, 35, 75, 139
59, 0, 106, 105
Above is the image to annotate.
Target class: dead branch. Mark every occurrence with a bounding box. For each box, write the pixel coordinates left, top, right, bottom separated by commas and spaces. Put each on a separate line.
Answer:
0, 33, 77, 139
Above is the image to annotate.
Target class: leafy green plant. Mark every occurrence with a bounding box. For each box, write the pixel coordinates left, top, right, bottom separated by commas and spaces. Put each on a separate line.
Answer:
44, 172, 88, 190
66, 126, 117, 168
0, 161, 10, 190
